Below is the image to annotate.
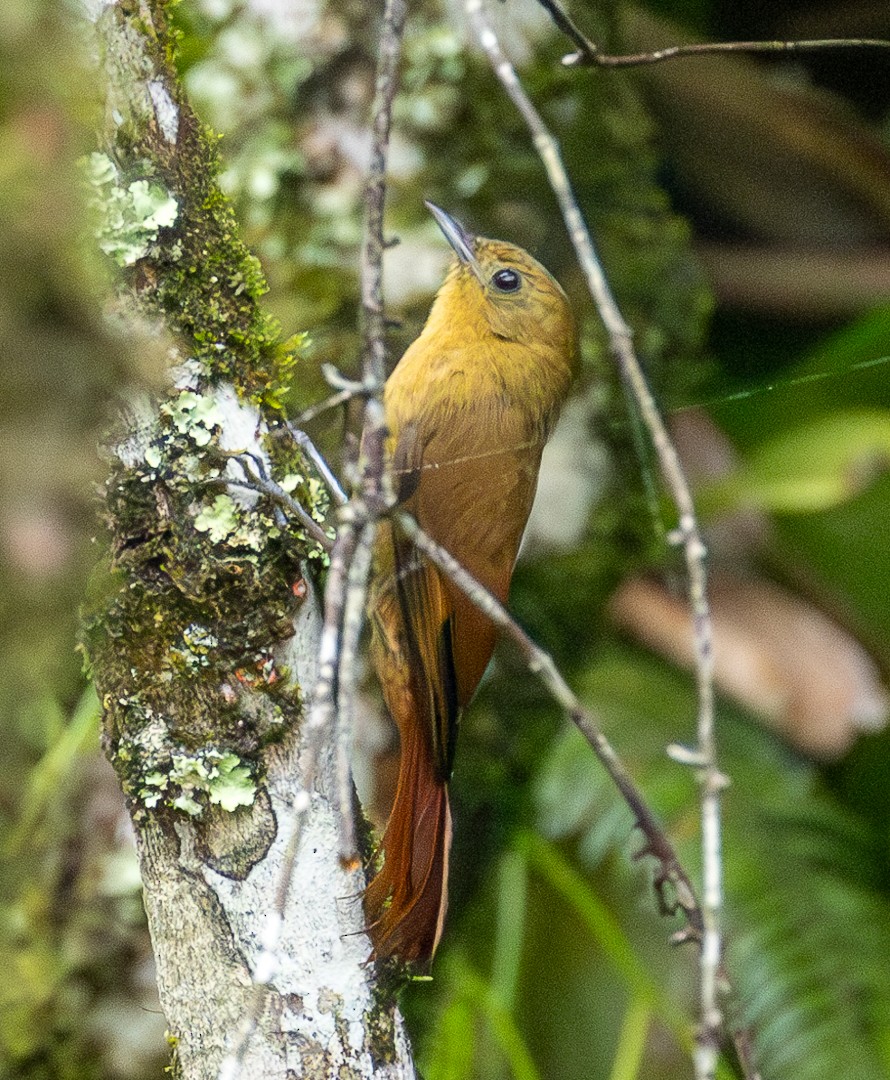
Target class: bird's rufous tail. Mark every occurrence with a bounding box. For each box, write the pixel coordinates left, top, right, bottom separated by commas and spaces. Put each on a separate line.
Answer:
364, 707, 452, 967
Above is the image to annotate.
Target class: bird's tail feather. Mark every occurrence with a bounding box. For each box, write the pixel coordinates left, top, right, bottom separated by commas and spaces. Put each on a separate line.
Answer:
364, 709, 452, 967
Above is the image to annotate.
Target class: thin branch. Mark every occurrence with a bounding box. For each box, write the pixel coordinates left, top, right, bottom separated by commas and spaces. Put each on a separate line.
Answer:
333, 0, 408, 867
531, 0, 890, 68
394, 509, 702, 937
282, 422, 349, 506
289, 361, 376, 426
575, 37, 890, 68
335, 518, 376, 865
464, 2, 726, 1077
220, 3, 407, 1070
361, 0, 408, 393
529, 0, 599, 62
228, 455, 334, 550
293, 386, 357, 425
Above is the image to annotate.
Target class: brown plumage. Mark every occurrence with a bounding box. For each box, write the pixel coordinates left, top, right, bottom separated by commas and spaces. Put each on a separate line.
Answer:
364, 205, 577, 966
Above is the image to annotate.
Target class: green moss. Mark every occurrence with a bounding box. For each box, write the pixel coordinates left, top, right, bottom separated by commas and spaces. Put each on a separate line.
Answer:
85, 417, 307, 809
84, 3, 336, 823
95, 2, 306, 409
142, 118, 299, 405
366, 986, 400, 1069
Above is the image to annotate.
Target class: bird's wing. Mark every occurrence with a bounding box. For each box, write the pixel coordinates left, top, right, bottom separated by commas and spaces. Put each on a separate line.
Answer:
387, 422, 462, 779
387, 411, 532, 772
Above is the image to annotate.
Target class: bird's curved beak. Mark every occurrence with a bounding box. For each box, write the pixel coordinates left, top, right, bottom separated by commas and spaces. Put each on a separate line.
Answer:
425, 201, 484, 282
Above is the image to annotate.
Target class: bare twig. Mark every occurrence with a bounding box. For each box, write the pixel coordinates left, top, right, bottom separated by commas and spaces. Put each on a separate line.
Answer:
574, 37, 890, 68
394, 509, 703, 937
293, 386, 357, 425
464, 1, 726, 1076
335, 517, 376, 864
334, 0, 408, 867
532, 0, 890, 68
220, 2, 407, 1072
282, 422, 349, 506
228, 455, 334, 550
361, 0, 407, 393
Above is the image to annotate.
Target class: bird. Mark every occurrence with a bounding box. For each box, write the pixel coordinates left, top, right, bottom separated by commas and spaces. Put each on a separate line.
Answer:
363, 203, 577, 967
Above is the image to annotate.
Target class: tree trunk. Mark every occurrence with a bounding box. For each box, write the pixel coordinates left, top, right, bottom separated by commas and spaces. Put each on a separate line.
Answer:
81, 2, 414, 1076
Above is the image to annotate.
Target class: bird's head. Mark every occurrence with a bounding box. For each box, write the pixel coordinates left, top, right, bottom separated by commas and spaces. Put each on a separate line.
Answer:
423, 202, 577, 368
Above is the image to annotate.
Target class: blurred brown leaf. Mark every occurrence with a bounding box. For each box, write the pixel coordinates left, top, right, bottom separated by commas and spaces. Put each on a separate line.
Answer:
610, 572, 888, 758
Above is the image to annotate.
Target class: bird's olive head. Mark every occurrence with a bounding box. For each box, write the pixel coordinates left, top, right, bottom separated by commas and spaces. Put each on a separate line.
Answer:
425, 202, 576, 367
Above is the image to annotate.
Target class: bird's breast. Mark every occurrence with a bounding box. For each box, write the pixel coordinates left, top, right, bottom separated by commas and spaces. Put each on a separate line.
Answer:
384, 335, 572, 588
407, 400, 543, 586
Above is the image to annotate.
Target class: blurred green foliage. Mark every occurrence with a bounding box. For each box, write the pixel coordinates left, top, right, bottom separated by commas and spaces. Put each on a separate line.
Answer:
0, 1, 168, 1075
3, 0, 890, 1078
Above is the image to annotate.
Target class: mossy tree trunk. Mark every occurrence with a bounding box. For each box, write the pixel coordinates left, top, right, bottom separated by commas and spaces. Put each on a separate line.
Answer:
80, 2, 414, 1076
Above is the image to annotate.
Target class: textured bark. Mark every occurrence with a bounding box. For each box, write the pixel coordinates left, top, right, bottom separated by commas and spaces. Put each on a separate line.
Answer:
81, 1, 415, 1076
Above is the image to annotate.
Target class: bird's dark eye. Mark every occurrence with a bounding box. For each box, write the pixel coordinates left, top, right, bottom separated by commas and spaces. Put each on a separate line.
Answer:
491, 268, 521, 293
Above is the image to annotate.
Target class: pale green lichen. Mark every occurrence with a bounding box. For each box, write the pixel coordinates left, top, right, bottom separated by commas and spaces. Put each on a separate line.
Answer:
194, 494, 239, 543
161, 389, 226, 447
139, 748, 256, 816
207, 753, 257, 811
84, 151, 179, 267
305, 478, 329, 524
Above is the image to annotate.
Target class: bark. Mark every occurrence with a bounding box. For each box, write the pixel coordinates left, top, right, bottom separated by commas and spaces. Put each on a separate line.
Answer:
80, 2, 415, 1076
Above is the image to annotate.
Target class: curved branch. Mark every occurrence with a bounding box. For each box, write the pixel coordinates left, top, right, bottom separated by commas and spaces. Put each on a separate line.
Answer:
531, 0, 890, 68
464, 2, 727, 1076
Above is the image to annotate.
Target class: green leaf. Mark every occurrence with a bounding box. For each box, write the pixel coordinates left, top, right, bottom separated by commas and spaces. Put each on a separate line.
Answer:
423, 996, 477, 1080
7, 688, 100, 855
457, 957, 543, 1080
607, 993, 651, 1080
490, 850, 528, 1013
710, 408, 890, 513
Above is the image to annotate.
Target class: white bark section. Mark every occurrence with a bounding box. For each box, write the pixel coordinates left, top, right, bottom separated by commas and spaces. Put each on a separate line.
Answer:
113, 380, 415, 1078
148, 79, 179, 143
